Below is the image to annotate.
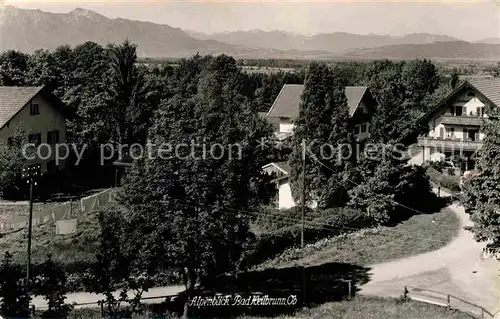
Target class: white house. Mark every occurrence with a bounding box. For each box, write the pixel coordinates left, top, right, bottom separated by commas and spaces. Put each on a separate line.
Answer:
414, 78, 500, 171
262, 84, 378, 209
0, 86, 67, 173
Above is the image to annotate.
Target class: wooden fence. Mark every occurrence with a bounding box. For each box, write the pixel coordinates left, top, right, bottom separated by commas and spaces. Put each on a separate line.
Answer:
405, 286, 495, 318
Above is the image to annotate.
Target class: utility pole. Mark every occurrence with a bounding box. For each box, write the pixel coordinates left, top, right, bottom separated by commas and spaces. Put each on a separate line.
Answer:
21, 164, 41, 312
301, 140, 306, 248
300, 140, 306, 306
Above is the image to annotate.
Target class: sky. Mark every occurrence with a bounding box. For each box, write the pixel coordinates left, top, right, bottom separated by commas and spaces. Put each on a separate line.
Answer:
4, 0, 500, 41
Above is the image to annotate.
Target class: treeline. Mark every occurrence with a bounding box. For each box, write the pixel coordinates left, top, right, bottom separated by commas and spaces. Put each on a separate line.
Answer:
0, 42, 459, 318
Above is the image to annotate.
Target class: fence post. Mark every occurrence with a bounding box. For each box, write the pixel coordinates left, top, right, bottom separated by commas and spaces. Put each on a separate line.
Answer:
347, 280, 352, 299
100, 300, 104, 317
447, 294, 451, 309
481, 307, 484, 318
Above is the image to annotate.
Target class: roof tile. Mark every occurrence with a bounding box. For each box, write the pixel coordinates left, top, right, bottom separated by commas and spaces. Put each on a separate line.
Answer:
266, 84, 369, 119
0, 86, 44, 128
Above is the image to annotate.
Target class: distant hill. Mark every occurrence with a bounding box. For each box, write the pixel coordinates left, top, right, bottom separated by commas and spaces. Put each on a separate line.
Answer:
474, 38, 500, 45
1, 6, 498, 60
346, 41, 500, 60
0, 6, 250, 57
191, 30, 461, 53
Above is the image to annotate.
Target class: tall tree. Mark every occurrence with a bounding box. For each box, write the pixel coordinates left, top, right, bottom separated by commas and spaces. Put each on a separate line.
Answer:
401, 59, 439, 106
0, 128, 26, 192
107, 40, 150, 146
120, 55, 273, 318
289, 62, 354, 208
0, 51, 29, 86
461, 106, 500, 255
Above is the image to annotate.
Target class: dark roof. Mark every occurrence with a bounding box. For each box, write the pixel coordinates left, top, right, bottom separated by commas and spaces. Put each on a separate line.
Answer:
0, 86, 44, 128
266, 84, 304, 118
0, 86, 69, 129
266, 84, 370, 119
419, 78, 500, 124
468, 78, 500, 107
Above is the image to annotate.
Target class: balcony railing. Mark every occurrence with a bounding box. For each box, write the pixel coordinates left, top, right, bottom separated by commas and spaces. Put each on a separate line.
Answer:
417, 137, 483, 152
440, 115, 484, 126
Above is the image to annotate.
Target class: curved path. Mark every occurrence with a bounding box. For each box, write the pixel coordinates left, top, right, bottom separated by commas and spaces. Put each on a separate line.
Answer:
359, 203, 500, 314
32, 193, 500, 314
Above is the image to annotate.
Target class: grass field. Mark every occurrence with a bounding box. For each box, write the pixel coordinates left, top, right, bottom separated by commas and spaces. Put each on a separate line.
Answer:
247, 296, 472, 319
0, 195, 109, 265
255, 208, 460, 270
65, 296, 471, 319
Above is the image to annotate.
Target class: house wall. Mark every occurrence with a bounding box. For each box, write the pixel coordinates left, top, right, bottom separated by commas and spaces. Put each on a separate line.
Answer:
278, 180, 296, 209
279, 119, 295, 133
427, 91, 487, 141
277, 179, 318, 210
0, 94, 67, 171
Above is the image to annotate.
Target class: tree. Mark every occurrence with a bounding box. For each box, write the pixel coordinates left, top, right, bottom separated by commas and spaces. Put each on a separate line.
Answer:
0, 252, 30, 318
289, 62, 355, 208
461, 106, 500, 255
348, 145, 438, 224
401, 59, 439, 106
106, 40, 151, 146
0, 51, 29, 86
487, 62, 500, 78
33, 256, 72, 319
89, 208, 150, 318
120, 55, 273, 318
0, 128, 27, 192
450, 70, 460, 89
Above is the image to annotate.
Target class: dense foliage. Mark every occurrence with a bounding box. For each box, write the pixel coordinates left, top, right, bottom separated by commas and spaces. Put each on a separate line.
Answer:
289, 62, 355, 208
117, 55, 274, 318
461, 107, 500, 255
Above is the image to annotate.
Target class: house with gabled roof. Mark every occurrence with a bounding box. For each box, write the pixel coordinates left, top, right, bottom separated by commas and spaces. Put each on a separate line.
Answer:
0, 86, 67, 174
415, 78, 500, 171
262, 84, 378, 209
265, 84, 378, 141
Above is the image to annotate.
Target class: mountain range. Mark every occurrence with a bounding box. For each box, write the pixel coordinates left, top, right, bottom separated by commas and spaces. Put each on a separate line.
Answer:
1, 6, 499, 60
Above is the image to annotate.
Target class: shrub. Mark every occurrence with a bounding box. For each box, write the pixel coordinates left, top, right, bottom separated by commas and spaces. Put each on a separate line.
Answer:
426, 166, 443, 184
426, 166, 461, 192
428, 161, 447, 173
439, 175, 461, 191
0, 252, 30, 318
252, 206, 313, 233
33, 257, 73, 319
244, 207, 374, 266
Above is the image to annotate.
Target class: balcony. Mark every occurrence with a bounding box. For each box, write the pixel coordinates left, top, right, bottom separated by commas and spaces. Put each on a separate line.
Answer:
417, 137, 483, 152
440, 115, 484, 126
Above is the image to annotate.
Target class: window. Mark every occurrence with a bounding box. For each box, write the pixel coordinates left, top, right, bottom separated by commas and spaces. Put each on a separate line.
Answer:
355, 126, 360, 134
47, 130, 60, 144
7, 137, 13, 146
360, 123, 367, 133
476, 107, 481, 117
28, 133, 41, 146
30, 103, 40, 116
